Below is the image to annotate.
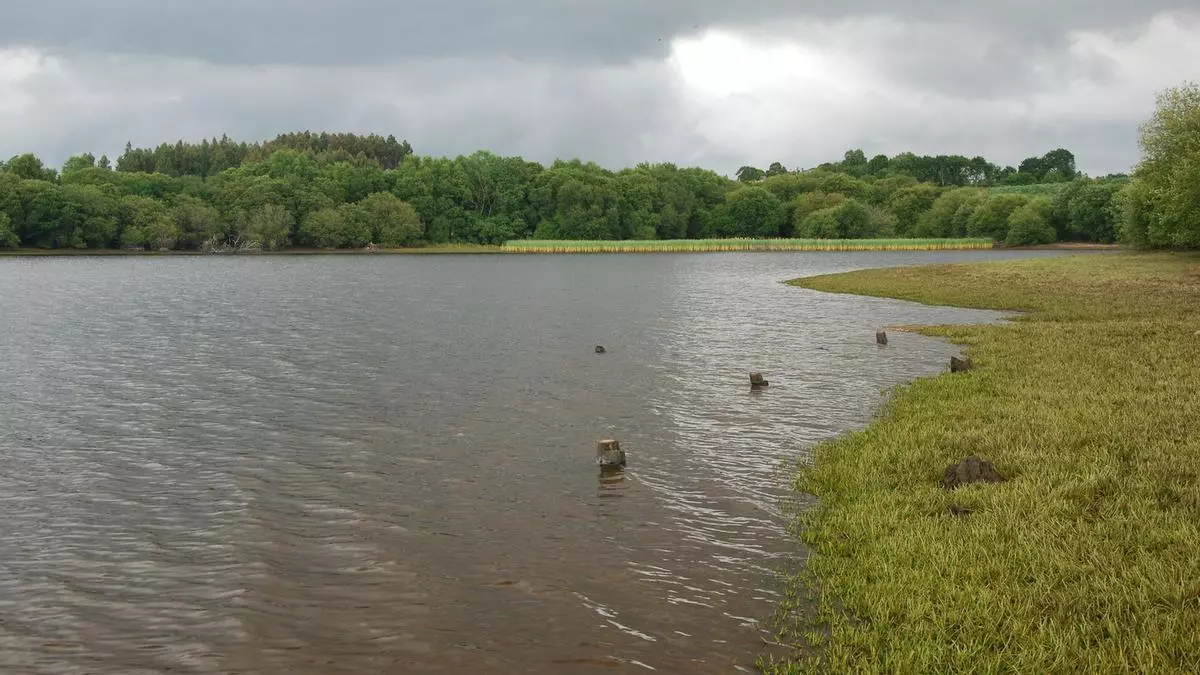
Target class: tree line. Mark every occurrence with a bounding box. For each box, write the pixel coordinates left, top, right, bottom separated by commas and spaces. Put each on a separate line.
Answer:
735, 147, 1093, 187
3, 87, 1196, 252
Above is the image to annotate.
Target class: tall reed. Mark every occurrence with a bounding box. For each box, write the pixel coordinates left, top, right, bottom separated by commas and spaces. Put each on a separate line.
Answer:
501, 238, 995, 253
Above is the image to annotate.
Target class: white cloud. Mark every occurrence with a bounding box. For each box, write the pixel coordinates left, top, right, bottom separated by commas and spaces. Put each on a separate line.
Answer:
666, 10, 1200, 173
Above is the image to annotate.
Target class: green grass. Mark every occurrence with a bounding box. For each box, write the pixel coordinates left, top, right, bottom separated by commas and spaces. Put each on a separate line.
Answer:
762, 253, 1200, 673
502, 238, 994, 253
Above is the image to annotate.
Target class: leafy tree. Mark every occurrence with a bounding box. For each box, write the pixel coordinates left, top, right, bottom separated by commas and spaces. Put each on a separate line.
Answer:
1005, 197, 1056, 246
709, 186, 783, 237
795, 207, 840, 238
15, 180, 73, 247
765, 162, 788, 177
735, 166, 765, 183
840, 150, 868, 177
120, 195, 179, 250
796, 198, 895, 238
355, 192, 423, 246
1114, 180, 1155, 245
615, 169, 658, 240
1001, 171, 1040, 186
6, 154, 56, 181
1014, 149, 1077, 184
172, 196, 225, 249
866, 154, 890, 176
887, 152, 990, 186
62, 153, 97, 174
1047, 180, 1086, 239
1066, 182, 1122, 243
678, 167, 733, 237
817, 172, 872, 200
0, 173, 20, 225
1017, 155, 1044, 179
0, 212, 18, 248
967, 194, 1030, 241
761, 173, 819, 203
790, 191, 846, 229
1040, 149, 1077, 181
59, 184, 120, 248
299, 205, 369, 248
886, 184, 940, 235
241, 203, 293, 250
476, 216, 522, 245
530, 161, 619, 239
457, 151, 540, 241
323, 160, 390, 204
868, 175, 920, 205
915, 188, 986, 238
210, 172, 289, 226
1122, 81, 1200, 247
397, 156, 472, 242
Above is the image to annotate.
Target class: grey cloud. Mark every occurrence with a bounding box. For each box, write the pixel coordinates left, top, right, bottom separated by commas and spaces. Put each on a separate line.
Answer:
0, 1, 1193, 66
2, 3, 1197, 178
1, 53, 700, 171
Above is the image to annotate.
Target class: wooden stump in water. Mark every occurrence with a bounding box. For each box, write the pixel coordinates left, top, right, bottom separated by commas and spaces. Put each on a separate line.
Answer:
598, 466, 626, 486
750, 373, 770, 389
876, 330, 889, 346
950, 356, 973, 373
596, 439, 626, 468
595, 345, 606, 354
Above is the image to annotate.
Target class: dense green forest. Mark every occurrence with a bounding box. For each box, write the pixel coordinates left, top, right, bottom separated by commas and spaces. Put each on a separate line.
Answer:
4, 81, 1198, 252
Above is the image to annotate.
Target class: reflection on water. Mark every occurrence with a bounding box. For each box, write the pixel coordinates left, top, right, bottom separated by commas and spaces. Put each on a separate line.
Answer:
0, 250, 1069, 673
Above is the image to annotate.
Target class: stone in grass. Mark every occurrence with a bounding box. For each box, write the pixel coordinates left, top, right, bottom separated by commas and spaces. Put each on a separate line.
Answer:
950, 356, 973, 373
942, 455, 1005, 490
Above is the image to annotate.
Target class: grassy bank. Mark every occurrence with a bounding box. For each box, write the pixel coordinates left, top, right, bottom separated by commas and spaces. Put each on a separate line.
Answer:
764, 253, 1200, 673
502, 238, 994, 253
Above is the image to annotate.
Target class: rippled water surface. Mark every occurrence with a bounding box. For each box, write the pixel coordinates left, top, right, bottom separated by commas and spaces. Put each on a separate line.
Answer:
0, 251, 1068, 673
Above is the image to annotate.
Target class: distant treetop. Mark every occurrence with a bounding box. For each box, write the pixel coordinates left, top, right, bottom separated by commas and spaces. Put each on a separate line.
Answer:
115, 132, 415, 177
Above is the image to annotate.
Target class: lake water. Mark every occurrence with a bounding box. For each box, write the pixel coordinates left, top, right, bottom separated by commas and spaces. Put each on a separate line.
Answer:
0, 251, 1067, 674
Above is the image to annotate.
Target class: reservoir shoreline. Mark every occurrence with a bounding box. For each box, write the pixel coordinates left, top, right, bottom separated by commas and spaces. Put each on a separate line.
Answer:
764, 252, 1200, 673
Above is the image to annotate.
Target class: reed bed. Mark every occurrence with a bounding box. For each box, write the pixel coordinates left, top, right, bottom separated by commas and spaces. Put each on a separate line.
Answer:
501, 238, 995, 253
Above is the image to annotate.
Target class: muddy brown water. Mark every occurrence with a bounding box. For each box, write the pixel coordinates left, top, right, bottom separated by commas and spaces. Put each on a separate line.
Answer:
0, 251, 1069, 674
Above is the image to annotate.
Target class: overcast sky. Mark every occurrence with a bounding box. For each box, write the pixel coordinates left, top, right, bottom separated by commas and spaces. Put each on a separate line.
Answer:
1, 1, 1198, 176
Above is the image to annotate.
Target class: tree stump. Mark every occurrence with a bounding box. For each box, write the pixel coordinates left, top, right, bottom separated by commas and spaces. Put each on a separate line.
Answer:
596, 439, 626, 468
950, 356, 973, 373
595, 345, 606, 354
876, 330, 888, 346
942, 456, 1005, 490
750, 373, 770, 389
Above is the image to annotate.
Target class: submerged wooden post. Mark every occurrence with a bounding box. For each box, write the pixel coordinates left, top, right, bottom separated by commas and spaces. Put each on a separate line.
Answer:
950, 356, 973, 373
596, 439, 626, 468
876, 330, 889, 346
750, 373, 770, 389
595, 345, 606, 354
